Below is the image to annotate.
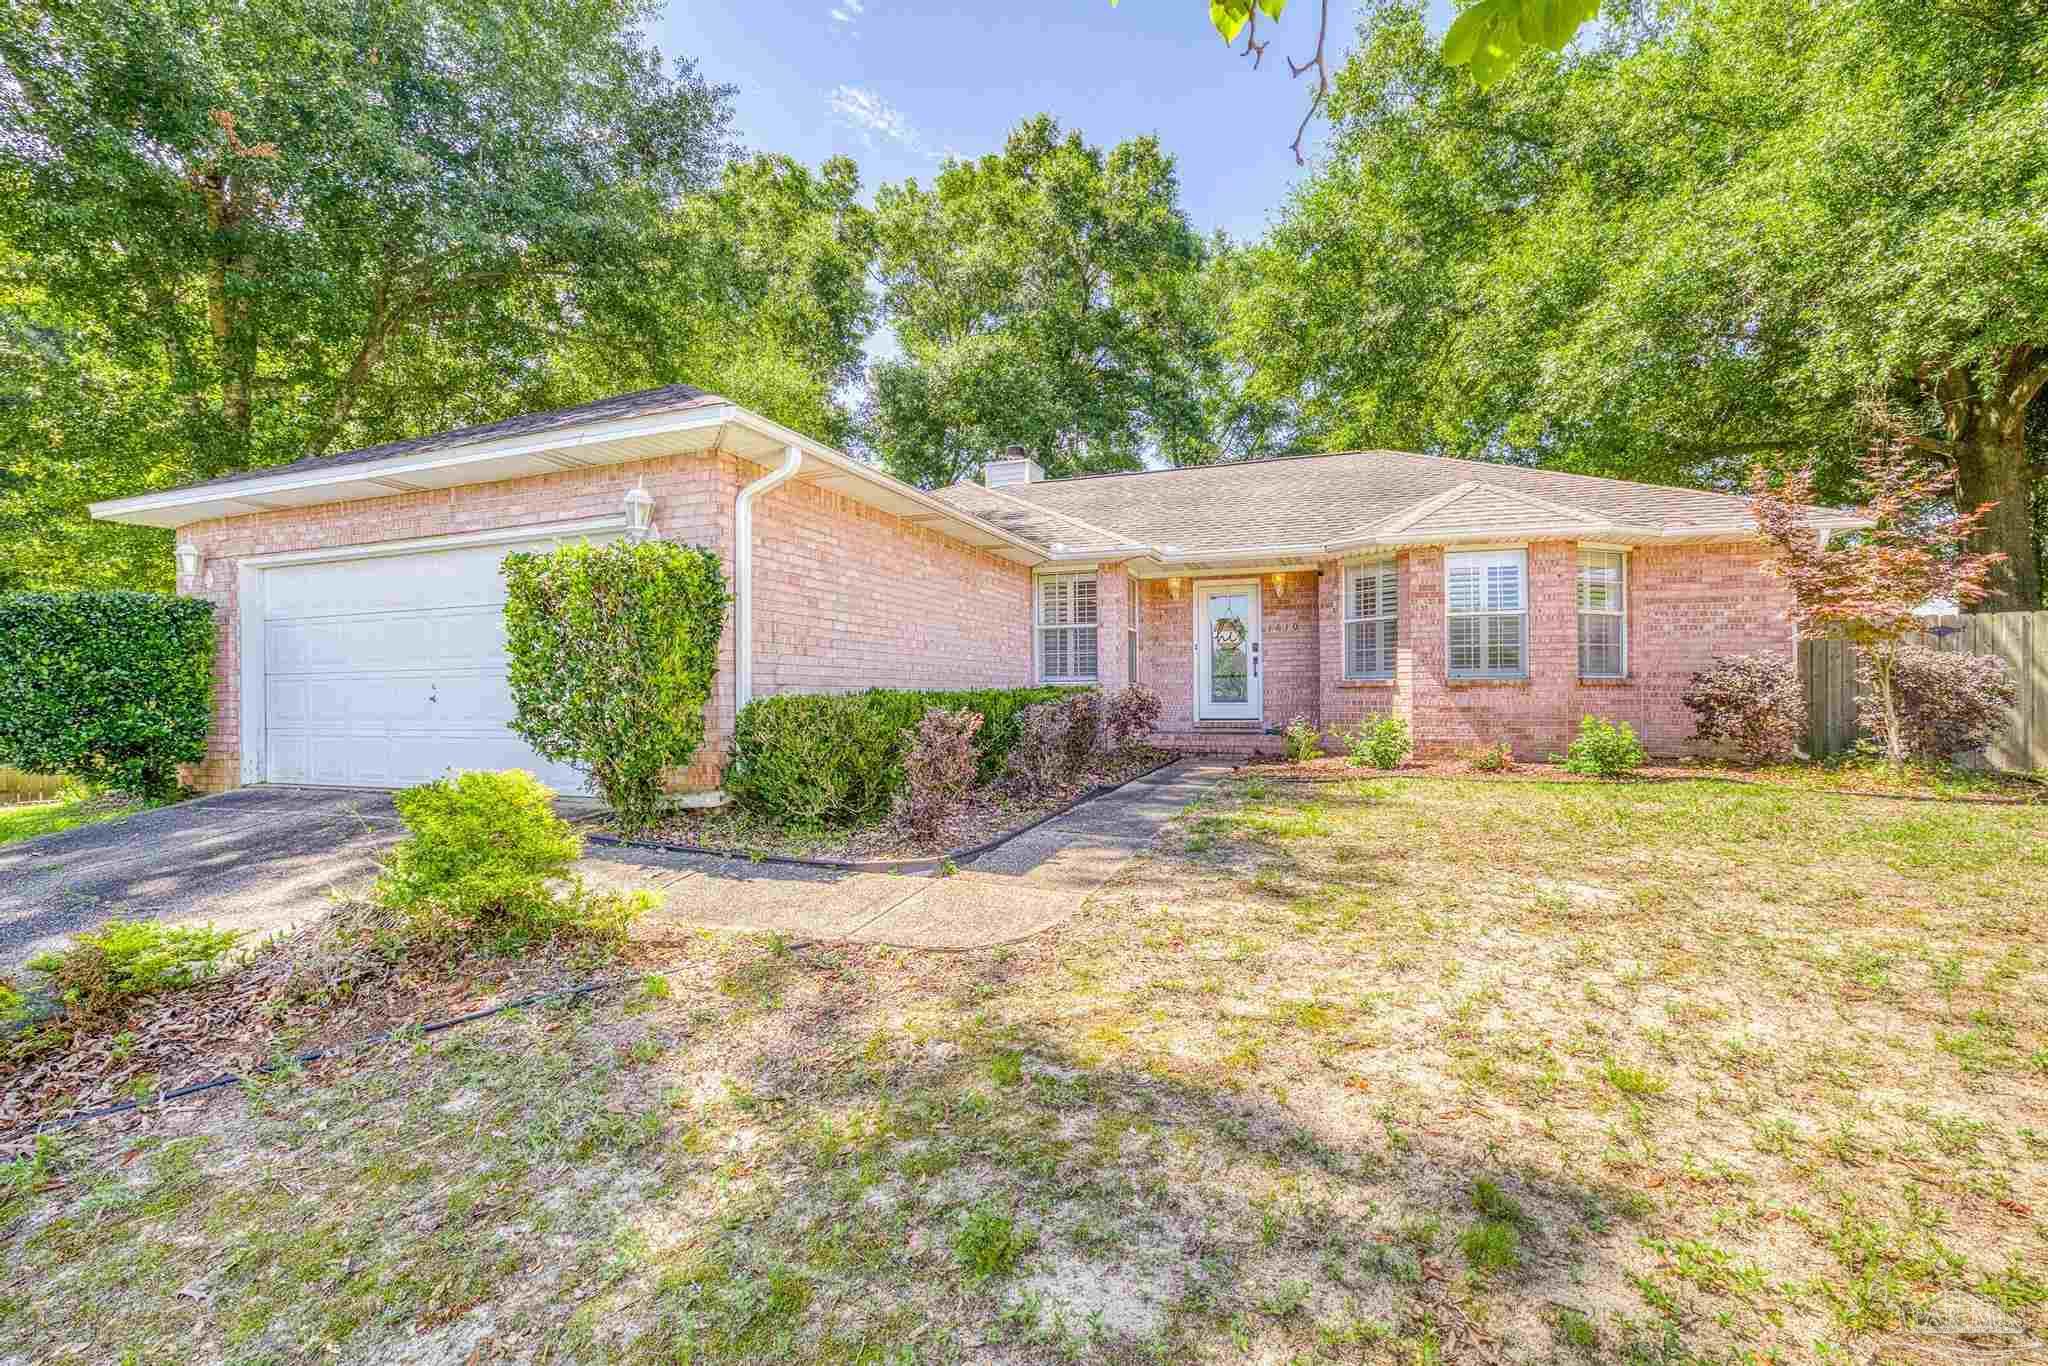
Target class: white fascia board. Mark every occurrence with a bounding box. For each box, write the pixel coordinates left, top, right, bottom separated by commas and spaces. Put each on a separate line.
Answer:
90, 405, 740, 523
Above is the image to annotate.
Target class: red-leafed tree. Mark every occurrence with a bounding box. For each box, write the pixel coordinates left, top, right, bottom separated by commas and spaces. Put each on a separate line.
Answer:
1751, 430, 2007, 764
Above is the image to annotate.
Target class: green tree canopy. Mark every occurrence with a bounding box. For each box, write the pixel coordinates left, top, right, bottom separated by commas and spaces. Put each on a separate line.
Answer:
1225, 0, 2048, 608
864, 115, 1214, 487
0, 0, 863, 590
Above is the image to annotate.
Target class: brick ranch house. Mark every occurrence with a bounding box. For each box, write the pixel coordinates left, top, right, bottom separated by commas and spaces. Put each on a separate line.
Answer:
90, 386, 1865, 797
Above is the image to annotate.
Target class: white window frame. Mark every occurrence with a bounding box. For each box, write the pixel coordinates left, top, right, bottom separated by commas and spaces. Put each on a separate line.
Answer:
1344, 559, 1398, 680
1036, 573, 1099, 683
1577, 548, 1628, 679
1445, 548, 1528, 680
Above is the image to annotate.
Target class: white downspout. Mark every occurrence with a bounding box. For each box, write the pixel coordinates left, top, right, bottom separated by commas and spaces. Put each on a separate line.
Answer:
734, 444, 804, 713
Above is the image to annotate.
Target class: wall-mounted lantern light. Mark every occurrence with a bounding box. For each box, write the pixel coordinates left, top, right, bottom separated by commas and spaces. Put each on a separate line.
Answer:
1167, 577, 1183, 599
1271, 571, 1287, 591
623, 478, 656, 541
175, 542, 202, 579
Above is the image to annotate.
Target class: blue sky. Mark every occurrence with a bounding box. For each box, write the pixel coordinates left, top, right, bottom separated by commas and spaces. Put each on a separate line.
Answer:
655, 1, 1455, 245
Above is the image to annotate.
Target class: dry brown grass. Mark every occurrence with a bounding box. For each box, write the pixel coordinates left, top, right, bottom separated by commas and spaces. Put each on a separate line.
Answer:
2, 774, 2041, 1363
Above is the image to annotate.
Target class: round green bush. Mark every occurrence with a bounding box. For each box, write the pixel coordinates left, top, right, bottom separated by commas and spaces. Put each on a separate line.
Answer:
0, 591, 216, 797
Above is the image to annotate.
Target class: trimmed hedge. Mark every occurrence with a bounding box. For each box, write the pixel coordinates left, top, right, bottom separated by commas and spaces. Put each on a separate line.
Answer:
0, 592, 216, 797
727, 685, 1092, 827
502, 540, 730, 833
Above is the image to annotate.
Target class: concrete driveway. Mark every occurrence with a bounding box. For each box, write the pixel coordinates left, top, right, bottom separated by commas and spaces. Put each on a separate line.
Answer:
0, 759, 1232, 973
0, 787, 404, 974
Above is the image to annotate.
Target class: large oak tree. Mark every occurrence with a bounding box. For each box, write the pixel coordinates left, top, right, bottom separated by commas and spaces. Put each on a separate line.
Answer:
1226, 0, 2048, 609
1, 0, 876, 589
864, 116, 1214, 487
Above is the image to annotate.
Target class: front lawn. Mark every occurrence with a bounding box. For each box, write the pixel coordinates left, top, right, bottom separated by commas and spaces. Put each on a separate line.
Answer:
3, 776, 2042, 1362
0, 795, 151, 847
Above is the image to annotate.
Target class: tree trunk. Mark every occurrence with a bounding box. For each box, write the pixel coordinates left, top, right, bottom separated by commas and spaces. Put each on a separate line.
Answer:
1936, 352, 2043, 612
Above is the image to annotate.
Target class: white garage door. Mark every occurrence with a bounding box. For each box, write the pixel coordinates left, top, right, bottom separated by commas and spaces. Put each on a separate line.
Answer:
259, 534, 609, 793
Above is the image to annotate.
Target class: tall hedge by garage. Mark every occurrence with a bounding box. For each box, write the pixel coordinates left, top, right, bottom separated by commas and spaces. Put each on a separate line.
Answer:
0, 592, 217, 797
501, 540, 730, 833
726, 685, 1092, 827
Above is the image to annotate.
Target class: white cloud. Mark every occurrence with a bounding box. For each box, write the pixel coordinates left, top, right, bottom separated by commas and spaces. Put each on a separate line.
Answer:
829, 85, 931, 157
829, 0, 863, 29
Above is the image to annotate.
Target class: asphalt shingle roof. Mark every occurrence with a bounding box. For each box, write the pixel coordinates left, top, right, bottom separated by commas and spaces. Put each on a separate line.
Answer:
164, 384, 723, 495
934, 450, 1779, 554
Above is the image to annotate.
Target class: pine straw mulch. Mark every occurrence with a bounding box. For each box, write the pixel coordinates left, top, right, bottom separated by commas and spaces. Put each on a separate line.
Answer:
602, 746, 1175, 862
0, 902, 630, 1142
1238, 752, 2048, 803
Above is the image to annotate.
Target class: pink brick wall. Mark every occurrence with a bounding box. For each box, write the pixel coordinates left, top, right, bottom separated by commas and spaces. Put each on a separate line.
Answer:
176, 452, 736, 794
1126, 541, 1793, 757
1311, 540, 1796, 758
748, 461, 1033, 696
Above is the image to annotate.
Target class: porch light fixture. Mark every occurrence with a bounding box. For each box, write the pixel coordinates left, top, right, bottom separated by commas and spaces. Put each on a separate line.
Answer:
1271, 571, 1287, 591
175, 541, 202, 579
623, 478, 656, 541
1168, 577, 1183, 599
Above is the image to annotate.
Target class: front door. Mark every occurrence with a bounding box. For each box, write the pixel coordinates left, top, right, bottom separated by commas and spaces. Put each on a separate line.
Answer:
1195, 582, 1262, 721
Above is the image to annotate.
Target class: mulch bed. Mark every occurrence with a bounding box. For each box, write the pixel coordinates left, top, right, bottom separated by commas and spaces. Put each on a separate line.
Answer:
1235, 753, 2047, 803
594, 747, 1175, 863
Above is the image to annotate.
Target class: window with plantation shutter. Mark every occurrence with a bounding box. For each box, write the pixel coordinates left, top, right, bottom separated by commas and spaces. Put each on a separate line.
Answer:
1446, 549, 1527, 679
1344, 560, 1398, 679
1037, 574, 1098, 682
1577, 549, 1627, 677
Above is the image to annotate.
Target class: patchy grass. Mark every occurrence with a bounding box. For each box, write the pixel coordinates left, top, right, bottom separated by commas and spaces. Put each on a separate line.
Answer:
1, 775, 2042, 1363
0, 794, 154, 847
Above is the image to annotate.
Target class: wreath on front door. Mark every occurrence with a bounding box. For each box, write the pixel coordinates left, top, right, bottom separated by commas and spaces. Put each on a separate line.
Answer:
1212, 617, 1247, 653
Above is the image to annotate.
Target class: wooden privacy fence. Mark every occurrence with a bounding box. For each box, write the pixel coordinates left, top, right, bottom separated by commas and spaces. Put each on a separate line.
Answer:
1800, 611, 2048, 772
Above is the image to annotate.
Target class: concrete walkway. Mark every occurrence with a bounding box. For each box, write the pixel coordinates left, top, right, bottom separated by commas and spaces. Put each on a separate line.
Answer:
599, 758, 1233, 950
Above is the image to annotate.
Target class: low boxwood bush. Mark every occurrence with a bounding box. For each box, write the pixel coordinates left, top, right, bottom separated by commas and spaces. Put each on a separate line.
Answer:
1559, 715, 1649, 777
375, 770, 646, 945
727, 685, 1089, 827
0, 592, 216, 797
27, 921, 243, 1018
503, 540, 731, 835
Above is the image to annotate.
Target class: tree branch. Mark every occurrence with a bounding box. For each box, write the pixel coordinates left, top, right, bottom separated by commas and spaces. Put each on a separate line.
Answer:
1286, 0, 1332, 166
1240, 7, 1267, 68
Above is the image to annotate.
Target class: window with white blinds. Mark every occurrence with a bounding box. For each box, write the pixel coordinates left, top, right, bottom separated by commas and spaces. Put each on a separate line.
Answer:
1577, 549, 1627, 678
1037, 574, 1098, 681
1344, 560, 1398, 679
1446, 550, 1527, 678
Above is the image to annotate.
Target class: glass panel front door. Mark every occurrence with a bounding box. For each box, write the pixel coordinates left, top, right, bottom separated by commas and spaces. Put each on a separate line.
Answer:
1196, 585, 1261, 720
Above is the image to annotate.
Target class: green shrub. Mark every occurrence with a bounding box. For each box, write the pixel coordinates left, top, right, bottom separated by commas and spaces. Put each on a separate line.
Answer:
502, 540, 731, 834
1283, 714, 1323, 762
1346, 712, 1413, 770
1559, 715, 1648, 777
376, 770, 644, 944
727, 685, 1089, 827
27, 921, 243, 1017
0, 592, 216, 797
